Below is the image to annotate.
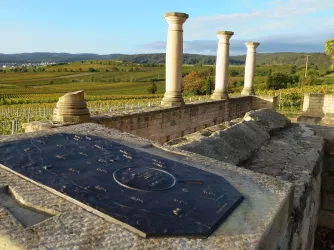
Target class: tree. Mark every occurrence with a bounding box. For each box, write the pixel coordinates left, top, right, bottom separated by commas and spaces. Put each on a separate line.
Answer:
205, 76, 214, 95
88, 67, 98, 72
266, 72, 290, 90
182, 71, 205, 95
325, 38, 334, 69
147, 82, 157, 94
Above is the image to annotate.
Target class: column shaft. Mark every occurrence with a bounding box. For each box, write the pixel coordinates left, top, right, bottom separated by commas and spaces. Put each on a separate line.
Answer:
211, 31, 234, 100
161, 12, 189, 107
241, 42, 260, 96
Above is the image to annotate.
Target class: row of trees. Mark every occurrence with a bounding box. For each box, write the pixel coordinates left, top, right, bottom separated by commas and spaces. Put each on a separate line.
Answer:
0, 67, 45, 73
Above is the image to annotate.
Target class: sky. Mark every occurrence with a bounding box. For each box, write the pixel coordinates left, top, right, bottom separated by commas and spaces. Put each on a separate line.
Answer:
0, 0, 333, 55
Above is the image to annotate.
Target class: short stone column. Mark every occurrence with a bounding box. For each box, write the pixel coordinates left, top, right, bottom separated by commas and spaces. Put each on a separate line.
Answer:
211, 31, 234, 100
241, 42, 260, 96
53, 90, 90, 123
161, 12, 189, 107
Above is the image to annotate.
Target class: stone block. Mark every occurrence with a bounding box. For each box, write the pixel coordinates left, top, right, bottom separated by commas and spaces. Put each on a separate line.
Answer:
22, 121, 59, 133
244, 108, 291, 134
53, 90, 90, 124
178, 120, 270, 165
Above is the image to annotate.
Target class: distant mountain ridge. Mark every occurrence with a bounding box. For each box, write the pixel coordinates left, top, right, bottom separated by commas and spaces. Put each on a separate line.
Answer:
0, 52, 331, 68
0, 53, 125, 63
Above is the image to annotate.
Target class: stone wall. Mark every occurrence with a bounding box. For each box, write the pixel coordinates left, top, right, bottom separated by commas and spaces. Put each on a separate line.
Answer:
91, 95, 276, 143
312, 127, 334, 230
251, 95, 278, 110
298, 94, 334, 125
165, 110, 324, 249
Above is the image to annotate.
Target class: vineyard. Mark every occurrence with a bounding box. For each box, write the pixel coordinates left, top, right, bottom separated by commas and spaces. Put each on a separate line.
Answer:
0, 95, 210, 135
0, 60, 333, 135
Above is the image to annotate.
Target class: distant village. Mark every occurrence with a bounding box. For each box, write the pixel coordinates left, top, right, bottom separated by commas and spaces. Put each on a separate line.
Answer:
1, 62, 56, 69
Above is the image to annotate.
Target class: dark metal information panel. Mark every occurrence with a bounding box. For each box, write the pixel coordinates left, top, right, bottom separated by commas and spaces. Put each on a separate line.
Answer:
0, 133, 243, 238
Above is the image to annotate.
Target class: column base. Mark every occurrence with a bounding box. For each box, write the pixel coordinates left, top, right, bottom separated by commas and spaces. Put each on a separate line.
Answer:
161, 93, 185, 107
211, 91, 229, 100
241, 87, 255, 96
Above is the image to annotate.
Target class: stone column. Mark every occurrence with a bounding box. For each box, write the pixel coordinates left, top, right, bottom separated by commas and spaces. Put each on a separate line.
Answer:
241, 42, 260, 96
161, 12, 189, 107
211, 31, 234, 100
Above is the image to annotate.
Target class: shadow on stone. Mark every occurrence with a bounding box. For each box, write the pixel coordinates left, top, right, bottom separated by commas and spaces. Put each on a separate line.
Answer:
0, 186, 53, 228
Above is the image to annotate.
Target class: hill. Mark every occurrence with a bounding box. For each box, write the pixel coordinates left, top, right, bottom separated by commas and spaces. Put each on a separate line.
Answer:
232, 53, 331, 69
119, 53, 331, 68
0, 53, 125, 63
0, 52, 331, 68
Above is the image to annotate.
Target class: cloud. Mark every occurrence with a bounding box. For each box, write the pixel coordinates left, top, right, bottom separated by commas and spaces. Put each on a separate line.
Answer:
142, 0, 333, 55
142, 32, 328, 55
183, 0, 334, 41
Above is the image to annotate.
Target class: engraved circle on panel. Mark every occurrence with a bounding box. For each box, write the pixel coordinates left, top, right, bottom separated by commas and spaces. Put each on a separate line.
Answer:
113, 167, 176, 192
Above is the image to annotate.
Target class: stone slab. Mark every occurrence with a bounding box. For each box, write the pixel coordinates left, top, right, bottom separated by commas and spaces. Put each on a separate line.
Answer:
244, 108, 291, 134
172, 119, 270, 165
0, 133, 243, 238
0, 123, 293, 249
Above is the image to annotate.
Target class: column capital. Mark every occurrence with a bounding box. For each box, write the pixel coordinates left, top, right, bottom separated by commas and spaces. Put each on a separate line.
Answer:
216, 31, 234, 43
164, 12, 189, 25
245, 42, 260, 48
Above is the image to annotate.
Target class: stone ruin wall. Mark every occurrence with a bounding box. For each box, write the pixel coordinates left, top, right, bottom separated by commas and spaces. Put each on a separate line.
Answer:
298, 93, 334, 125
91, 95, 276, 143
314, 128, 334, 231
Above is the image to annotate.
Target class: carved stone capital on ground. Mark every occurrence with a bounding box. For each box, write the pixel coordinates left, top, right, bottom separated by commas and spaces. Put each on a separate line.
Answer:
53, 90, 90, 124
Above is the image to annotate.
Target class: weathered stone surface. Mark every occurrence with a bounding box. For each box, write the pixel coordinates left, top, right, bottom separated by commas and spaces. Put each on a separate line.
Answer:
306, 125, 334, 231
53, 90, 90, 123
244, 108, 291, 134
0, 123, 293, 250
174, 119, 270, 165
22, 121, 68, 133
240, 124, 324, 249
168, 111, 325, 250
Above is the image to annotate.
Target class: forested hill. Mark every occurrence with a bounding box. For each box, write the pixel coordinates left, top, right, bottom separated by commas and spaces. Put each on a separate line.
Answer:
117, 53, 222, 65
0, 52, 331, 68
118, 53, 331, 68
232, 53, 331, 69
0, 53, 125, 63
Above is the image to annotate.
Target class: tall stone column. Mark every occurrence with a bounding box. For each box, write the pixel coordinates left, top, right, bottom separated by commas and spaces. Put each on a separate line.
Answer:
241, 42, 260, 96
161, 12, 189, 107
211, 31, 234, 100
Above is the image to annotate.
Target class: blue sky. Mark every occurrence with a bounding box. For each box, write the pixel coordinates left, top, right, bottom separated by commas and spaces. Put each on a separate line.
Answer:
0, 0, 333, 55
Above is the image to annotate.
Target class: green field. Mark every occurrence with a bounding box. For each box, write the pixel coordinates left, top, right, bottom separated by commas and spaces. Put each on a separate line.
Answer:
0, 60, 333, 135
